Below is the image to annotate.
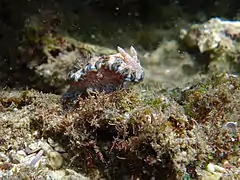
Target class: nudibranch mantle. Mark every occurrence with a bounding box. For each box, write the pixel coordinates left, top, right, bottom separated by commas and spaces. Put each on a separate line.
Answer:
67, 46, 144, 95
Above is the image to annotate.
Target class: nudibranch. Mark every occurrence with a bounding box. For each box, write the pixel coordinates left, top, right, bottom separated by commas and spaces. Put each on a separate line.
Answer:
65, 46, 144, 97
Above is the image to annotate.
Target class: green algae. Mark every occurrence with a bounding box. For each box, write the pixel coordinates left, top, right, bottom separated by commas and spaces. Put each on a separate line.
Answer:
0, 73, 239, 179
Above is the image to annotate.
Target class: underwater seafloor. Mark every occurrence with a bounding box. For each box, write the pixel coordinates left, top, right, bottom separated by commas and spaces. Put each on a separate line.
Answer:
0, 0, 239, 179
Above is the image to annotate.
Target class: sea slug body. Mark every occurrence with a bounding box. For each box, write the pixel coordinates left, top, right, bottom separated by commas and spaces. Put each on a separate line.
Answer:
65, 46, 144, 97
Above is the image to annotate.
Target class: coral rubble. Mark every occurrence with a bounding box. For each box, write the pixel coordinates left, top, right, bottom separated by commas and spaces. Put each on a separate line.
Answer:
180, 17, 240, 73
